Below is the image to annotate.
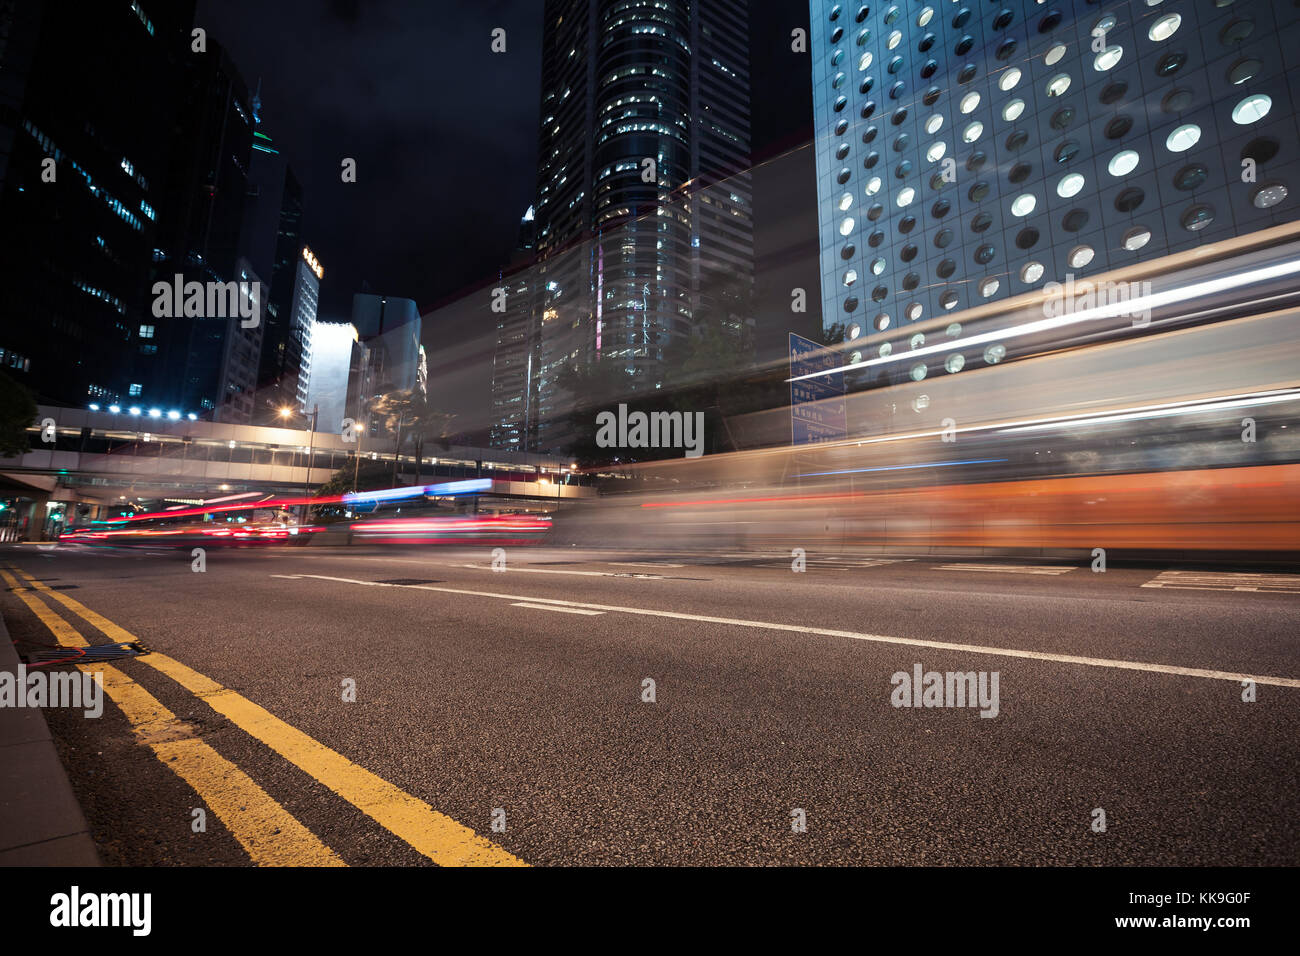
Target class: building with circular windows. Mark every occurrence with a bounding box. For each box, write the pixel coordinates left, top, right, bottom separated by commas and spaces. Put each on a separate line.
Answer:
810, 0, 1300, 379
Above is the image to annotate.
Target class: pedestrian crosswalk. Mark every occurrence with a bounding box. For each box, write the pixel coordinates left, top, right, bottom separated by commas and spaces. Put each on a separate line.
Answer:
936, 563, 1077, 576
1140, 570, 1300, 593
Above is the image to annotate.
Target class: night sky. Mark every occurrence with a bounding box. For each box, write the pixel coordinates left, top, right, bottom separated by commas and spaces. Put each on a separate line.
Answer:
194, 0, 817, 427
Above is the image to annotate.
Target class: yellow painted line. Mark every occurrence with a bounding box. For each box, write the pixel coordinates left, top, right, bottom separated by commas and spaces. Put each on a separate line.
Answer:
10, 568, 526, 867
0, 568, 343, 867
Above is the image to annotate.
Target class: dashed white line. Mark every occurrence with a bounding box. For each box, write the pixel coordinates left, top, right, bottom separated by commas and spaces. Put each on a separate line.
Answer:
456, 564, 662, 579
1141, 570, 1300, 593
269, 573, 1300, 689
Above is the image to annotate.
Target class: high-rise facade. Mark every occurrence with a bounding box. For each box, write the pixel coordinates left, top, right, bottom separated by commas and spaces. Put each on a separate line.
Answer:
0, 0, 193, 408
810, 0, 1300, 376
524, 0, 755, 452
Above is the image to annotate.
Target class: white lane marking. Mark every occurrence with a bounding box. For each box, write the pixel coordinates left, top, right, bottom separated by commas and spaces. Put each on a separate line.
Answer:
1141, 570, 1300, 593
269, 574, 1300, 689
511, 602, 604, 616
759, 557, 905, 570
608, 562, 685, 568
456, 564, 662, 579
938, 564, 1077, 575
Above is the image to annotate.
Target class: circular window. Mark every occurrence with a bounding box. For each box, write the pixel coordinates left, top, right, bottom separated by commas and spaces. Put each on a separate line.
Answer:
1050, 107, 1075, 131
957, 64, 978, 84
962, 121, 984, 144
1149, 13, 1181, 42
925, 114, 943, 134
906, 302, 924, 321
840, 244, 856, 259
856, 29, 869, 46
999, 67, 1022, 91
1057, 172, 1085, 198
833, 72, 847, 90
1003, 98, 1026, 121
1020, 261, 1045, 283
926, 141, 947, 163
1241, 137, 1280, 165
1166, 124, 1201, 152
872, 285, 889, 301
1227, 57, 1262, 86
891, 108, 909, 126
1161, 88, 1194, 113
847, 351, 862, 365
836, 142, 851, 159
1105, 115, 1133, 139
937, 259, 956, 279
1099, 81, 1127, 105
1046, 73, 1071, 97
858, 52, 873, 71
934, 228, 954, 248
923, 87, 942, 106
974, 244, 997, 265
843, 270, 858, 287
869, 229, 885, 247
1173, 164, 1208, 191
979, 278, 1000, 298
1008, 162, 1033, 184
897, 187, 916, 207
870, 257, 886, 276
1015, 227, 1040, 249
940, 291, 960, 310
875, 313, 891, 331
1094, 47, 1123, 72
888, 55, 904, 75
887, 29, 903, 50
1055, 140, 1081, 164
1045, 43, 1067, 67
993, 9, 1014, 31
1252, 182, 1289, 209
863, 126, 878, 144
899, 216, 917, 234
1114, 188, 1145, 212
837, 167, 852, 185
1155, 51, 1187, 77
1010, 193, 1037, 217
1038, 11, 1063, 33
895, 160, 914, 179
865, 176, 882, 195
867, 203, 883, 222
967, 151, 988, 172
944, 353, 966, 374
969, 181, 990, 202
1220, 18, 1255, 46
1108, 149, 1140, 177
890, 81, 906, 100
838, 192, 854, 211
1006, 130, 1030, 151
1062, 208, 1090, 232
834, 96, 848, 113
960, 91, 980, 114
909, 363, 928, 382
996, 38, 1017, 61
864, 151, 879, 169
932, 199, 951, 218
844, 296, 859, 312
1181, 204, 1215, 231
955, 35, 975, 57
984, 344, 1007, 364
1068, 244, 1095, 268
970, 212, 993, 233
878, 342, 893, 357
1232, 94, 1272, 125
917, 6, 934, 28
847, 323, 862, 339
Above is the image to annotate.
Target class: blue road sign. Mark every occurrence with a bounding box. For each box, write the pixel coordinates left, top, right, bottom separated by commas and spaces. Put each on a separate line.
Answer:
789, 332, 847, 445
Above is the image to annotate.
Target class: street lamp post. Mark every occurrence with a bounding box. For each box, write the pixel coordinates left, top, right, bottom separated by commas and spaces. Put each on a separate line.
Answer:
303, 403, 318, 521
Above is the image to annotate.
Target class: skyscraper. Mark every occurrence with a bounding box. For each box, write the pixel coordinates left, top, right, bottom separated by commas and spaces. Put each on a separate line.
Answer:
522, 0, 755, 452
0, 0, 194, 408
809, 0, 1300, 380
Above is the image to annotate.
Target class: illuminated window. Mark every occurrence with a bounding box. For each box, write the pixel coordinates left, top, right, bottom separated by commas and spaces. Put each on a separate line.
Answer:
1108, 149, 1140, 176
1010, 193, 1036, 217
963, 121, 983, 144
1094, 46, 1123, 71
1057, 173, 1085, 198
1003, 99, 1025, 121
1149, 13, 1180, 42
1121, 227, 1152, 251
960, 91, 980, 114
1232, 94, 1272, 125
1166, 124, 1201, 153
1020, 261, 1044, 284
999, 68, 1021, 91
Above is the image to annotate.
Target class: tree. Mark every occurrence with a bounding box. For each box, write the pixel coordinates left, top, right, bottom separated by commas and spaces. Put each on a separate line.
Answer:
366, 388, 454, 487
0, 372, 37, 458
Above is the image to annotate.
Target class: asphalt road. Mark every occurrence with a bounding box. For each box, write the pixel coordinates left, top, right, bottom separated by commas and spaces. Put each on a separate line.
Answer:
2, 542, 1297, 866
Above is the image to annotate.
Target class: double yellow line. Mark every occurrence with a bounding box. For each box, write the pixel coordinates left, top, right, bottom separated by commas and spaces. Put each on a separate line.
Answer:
1, 566, 526, 867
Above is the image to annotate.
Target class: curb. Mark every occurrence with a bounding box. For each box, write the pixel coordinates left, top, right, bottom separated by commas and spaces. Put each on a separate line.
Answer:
0, 612, 100, 866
